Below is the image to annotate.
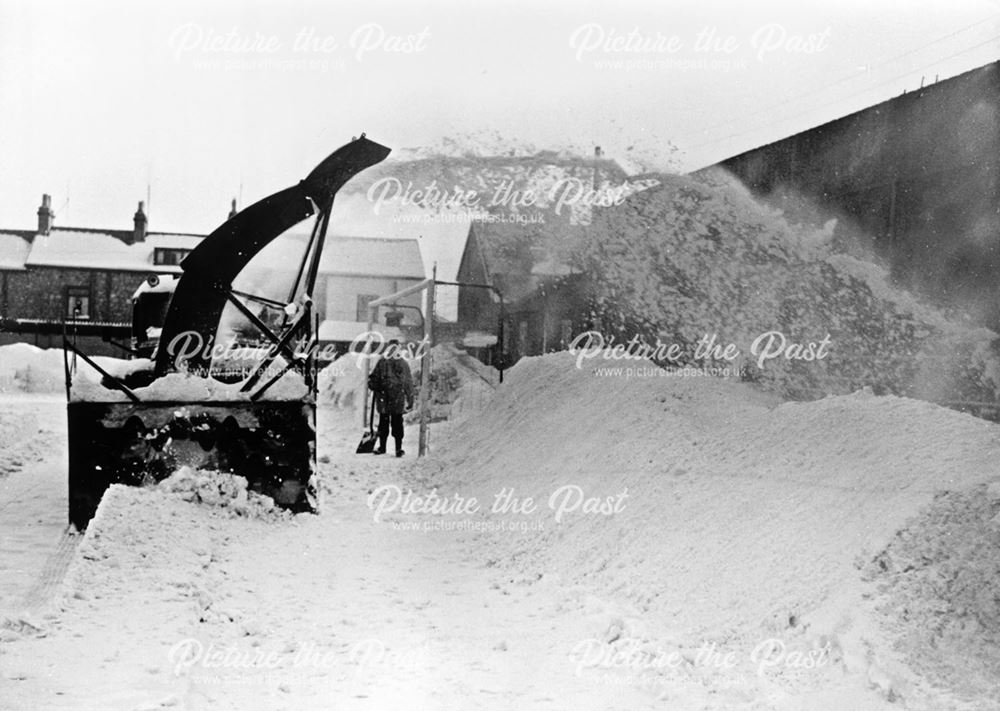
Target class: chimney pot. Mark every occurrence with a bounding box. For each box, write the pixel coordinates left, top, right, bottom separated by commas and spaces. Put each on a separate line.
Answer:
228, 198, 238, 219
133, 200, 147, 243
37, 193, 55, 235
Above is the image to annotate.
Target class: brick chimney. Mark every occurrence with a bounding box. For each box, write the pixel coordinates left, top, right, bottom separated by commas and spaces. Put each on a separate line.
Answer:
37, 194, 54, 234
229, 198, 238, 220
133, 201, 147, 243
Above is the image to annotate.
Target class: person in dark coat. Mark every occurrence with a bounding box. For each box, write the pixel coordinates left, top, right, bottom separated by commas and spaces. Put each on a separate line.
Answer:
368, 339, 415, 457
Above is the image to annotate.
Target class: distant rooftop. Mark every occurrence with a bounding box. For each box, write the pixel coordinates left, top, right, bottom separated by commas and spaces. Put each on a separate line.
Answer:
22, 229, 202, 273
1, 194, 429, 282
0, 233, 31, 270
319, 236, 426, 279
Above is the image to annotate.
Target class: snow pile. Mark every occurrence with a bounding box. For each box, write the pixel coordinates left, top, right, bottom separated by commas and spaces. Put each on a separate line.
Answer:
421, 344, 499, 422
420, 352, 1000, 703
69, 364, 309, 402
0, 344, 310, 401
0, 408, 39, 477
577, 173, 1000, 405
0, 343, 150, 395
342, 144, 658, 228
865, 482, 1000, 703
56, 483, 284, 636
389, 130, 678, 175
318, 351, 369, 408
0, 343, 67, 393
157, 466, 288, 520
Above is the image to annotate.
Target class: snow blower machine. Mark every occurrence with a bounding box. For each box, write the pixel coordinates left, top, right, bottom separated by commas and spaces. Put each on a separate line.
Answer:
64, 135, 391, 529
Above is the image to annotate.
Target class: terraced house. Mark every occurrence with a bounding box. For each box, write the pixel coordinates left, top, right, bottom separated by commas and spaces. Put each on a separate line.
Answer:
0, 195, 428, 356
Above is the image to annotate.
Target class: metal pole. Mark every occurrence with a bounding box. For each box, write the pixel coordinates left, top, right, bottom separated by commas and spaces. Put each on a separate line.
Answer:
418, 265, 435, 457
362, 307, 375, 427
498, 302, 505, 383
368, 278, 434, 307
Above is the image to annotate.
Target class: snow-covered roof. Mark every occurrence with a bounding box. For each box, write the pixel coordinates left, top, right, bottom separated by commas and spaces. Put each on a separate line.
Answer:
0, 233, 31, 270
24, 229, 202, 273
144, 233, 202, 250
319, 236, 425, 279
4, 222, 426, 283
329, 194, 472, 281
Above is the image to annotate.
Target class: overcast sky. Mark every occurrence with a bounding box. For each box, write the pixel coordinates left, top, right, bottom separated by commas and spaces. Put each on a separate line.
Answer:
2, 0, 999, 234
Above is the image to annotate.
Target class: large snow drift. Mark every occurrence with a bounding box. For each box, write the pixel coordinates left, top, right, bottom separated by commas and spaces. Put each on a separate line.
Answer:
4, 350, 998, 708
419, 352, 1000, 705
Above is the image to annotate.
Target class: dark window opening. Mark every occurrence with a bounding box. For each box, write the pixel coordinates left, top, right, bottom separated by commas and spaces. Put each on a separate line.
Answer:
67, 287, 91, 320
153, 248, 191, 266
356, 294, 379, 322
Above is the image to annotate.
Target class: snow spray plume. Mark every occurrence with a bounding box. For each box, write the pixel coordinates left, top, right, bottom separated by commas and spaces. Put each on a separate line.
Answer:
573, 167, 1000, 409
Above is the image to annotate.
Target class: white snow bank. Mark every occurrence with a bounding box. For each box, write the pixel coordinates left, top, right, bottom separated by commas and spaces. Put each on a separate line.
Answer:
69, 362, 309, 402
0, 343, 69, 393
0, 344, 309, 401
317, 351, 369, 409
0, 407, 39, 477
55, 482, 290, 638
421, 344, 499, 422
0, 344, 152, 395
865, 483, 1000, 703
419, 352, 1000, 704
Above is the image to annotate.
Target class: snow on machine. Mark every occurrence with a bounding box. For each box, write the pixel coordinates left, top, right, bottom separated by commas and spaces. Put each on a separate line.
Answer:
64, 135, 391, 529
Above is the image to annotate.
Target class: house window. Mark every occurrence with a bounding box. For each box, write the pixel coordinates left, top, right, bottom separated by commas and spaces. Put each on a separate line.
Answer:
153, 248, 191, 266
356, 294, 379, 322
66, 287, 91, 320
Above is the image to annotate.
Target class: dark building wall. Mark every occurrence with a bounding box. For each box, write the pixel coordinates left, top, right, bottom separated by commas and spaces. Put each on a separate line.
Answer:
456, 229, 495, 329
0, 267, 153, 356
1, 267, 146, 323
503, 274, 591, 363
715, 61, 1000, 325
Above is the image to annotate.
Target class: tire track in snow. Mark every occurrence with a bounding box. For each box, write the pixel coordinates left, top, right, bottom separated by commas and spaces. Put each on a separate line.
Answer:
17, 528, 80, 613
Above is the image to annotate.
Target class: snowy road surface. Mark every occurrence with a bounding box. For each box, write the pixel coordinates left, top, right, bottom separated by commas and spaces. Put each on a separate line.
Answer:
0, 396, 72, 618
0, 405, 666, 710
2, 353, 999, 710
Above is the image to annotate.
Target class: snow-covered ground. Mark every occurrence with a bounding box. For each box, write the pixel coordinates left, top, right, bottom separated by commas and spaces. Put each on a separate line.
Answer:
0, 395, 68, 617
2, 349, 999, 710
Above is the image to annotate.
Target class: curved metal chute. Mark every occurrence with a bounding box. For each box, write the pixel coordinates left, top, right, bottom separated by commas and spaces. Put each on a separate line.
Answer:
155, 136, 391, 375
